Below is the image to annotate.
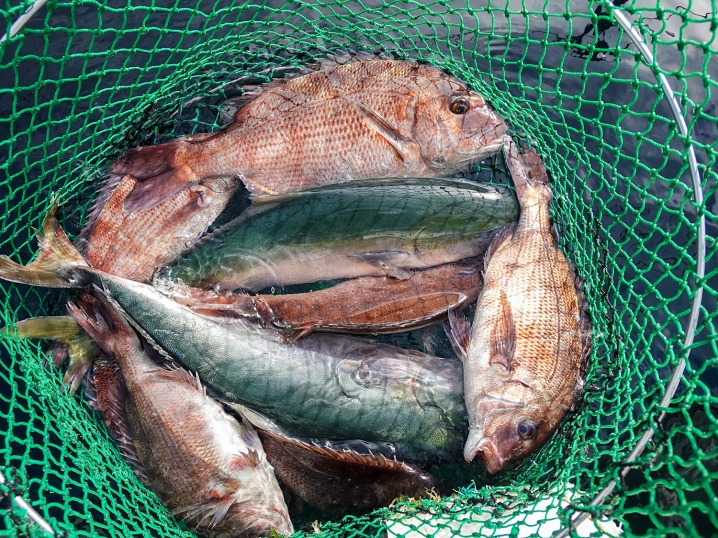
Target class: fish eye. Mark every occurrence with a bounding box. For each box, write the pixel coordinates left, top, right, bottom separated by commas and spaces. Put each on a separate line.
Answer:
450, 95, 470, 114
517, 419, 537, 440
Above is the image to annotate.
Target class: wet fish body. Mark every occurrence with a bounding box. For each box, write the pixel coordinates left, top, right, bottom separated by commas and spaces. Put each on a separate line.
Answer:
0, 214, 467, 462
169, 259, 482, 340
90, 351, 447, 518
258, 430, 450, 515
80, 174, 240, 282
71, 294, 293, 537
112, 56, 508, 212
160, 178, 517, 291
459, 141, 589, 473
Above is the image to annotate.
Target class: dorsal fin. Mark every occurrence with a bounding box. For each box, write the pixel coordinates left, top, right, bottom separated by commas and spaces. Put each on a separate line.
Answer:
76, 173, 132, 254
258, 429, 422, 475
568, 261, 592, 380
227, 51, 392, 121
483, 223, 516, 272
90, 352, 149, 485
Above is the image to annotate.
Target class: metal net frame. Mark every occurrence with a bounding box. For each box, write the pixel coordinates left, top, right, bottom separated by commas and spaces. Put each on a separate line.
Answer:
0, 0, 715, 536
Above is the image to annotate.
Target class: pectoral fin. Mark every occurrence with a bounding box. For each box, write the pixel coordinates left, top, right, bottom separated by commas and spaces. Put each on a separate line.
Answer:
341, 95, 419, 164
348, 251, 412, 279
443, 308, 472, 361
281, 326, 314, 343
173, 494, 237, 529
490, 291, 516, 372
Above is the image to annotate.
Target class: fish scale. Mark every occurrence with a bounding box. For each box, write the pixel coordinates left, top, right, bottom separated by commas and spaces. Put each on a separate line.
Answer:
70, 294, 293, 537
81, 174, 239, 282
112, 57, 507, 211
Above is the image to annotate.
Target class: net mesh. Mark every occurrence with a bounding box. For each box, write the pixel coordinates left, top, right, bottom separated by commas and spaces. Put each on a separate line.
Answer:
0, 0, 716, 536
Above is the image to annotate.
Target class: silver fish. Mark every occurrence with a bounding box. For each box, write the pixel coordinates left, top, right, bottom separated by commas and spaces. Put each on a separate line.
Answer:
160, 178, 517, 292
0, 209, 467, 463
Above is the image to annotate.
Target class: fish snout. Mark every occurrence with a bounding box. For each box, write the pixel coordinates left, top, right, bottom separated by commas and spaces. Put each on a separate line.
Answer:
461, 96, 509, 140
464, 429, 506, 474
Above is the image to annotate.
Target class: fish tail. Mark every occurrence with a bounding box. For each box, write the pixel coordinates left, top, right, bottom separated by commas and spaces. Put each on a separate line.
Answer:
111, 138, 205, 213
7, 315, 83, 341
0, 206, 91, 288
503, 138, 552, 203
67, 292, 136, 356
3, 314, 99, 395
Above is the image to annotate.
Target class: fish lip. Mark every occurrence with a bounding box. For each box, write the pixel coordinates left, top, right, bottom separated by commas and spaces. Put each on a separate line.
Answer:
472, 437, 506, 475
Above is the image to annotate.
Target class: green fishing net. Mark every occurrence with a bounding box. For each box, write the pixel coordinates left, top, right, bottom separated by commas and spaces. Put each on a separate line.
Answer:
1, 0, 716, 536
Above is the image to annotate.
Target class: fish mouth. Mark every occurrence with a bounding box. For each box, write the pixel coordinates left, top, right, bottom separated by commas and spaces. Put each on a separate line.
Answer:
475, 439, 506, 475
464, 430, 506, 474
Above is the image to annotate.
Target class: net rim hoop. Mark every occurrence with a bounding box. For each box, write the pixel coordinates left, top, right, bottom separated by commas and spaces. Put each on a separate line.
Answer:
0, 2, 709, 534
555, 2, 707, 535
0, 0, 49, 44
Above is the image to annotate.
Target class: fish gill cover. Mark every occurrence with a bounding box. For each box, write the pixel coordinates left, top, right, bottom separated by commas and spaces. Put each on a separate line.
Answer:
0, 0, 716, 537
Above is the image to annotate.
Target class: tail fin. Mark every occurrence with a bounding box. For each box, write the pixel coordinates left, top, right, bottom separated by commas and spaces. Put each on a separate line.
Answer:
0, 206, 90, 288
503, 138, 552, 203
67, 292, 137, 357
111, 139, 205, 213
3, 315, 99, 395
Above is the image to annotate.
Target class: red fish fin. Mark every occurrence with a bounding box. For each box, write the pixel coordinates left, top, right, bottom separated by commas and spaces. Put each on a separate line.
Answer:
124, 170, 201, 214
259, 429, 422, 474
490, 290, 516, 372
226, 52, 388, 121
111, 141, 199, 213
483, 223, 516, 272
503, 138, 552, 202
444, 308, 472, 361
68, 293, 130, 353
153, 366, 206, 395
111, 142, 175, 179
568, 262, 593, 379
173, 494, 236, 529
348, 250, 412, 279
281, 326, 313, 343
89, 352, 148, 483
342, 95, 417, 164
312, 50, 390, 71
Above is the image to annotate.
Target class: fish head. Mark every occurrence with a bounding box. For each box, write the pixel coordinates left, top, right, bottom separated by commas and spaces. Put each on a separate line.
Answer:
412, 74, 508, 170
464, 382, 562, 474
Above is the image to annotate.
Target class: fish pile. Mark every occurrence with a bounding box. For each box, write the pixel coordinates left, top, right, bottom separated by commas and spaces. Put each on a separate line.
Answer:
0, 53, 590, 537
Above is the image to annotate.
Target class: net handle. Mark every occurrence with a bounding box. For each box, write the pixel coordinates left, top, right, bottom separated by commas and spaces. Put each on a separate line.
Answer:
555, 2, 707, 536
0, 0, 49, 44
0, 469, 55, 535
